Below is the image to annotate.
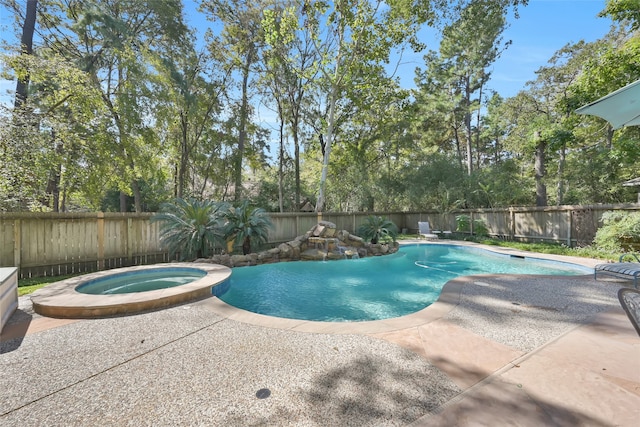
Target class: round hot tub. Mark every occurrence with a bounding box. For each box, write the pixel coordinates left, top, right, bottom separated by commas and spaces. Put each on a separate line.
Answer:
75, 267, 208, 295
31, 263, 231, 318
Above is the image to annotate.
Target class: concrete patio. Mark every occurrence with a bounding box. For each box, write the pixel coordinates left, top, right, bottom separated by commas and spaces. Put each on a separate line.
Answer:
1, 248, 639, 426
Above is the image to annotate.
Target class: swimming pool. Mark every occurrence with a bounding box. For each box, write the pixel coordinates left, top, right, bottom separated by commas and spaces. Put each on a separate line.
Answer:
218, 244, 591, 322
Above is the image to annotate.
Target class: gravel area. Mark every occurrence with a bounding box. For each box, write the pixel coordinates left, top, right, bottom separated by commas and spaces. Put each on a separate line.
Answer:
443, 275, 620, 352
1, 301, 460, 426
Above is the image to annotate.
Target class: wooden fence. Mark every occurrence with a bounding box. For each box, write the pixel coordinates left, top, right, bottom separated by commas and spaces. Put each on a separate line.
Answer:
1, 204, 639, 279
0, 212, 167, 279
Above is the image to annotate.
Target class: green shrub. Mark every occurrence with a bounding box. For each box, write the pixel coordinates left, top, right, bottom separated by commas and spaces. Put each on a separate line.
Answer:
152, 198, 229, 260
455, 214, 488, 237
455, 214, 471, 232
357, 215, 398, 244
594, 211, 640, 253
224, 200, 273, 255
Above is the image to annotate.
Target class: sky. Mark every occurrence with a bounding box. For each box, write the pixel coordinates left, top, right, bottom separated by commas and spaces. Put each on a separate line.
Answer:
0, 0, 614, 105
487, 0, 612, 97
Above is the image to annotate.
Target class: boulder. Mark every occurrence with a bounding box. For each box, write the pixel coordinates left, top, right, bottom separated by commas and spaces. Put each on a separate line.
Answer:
278, 243, 292, 258
208, 221, 398, 267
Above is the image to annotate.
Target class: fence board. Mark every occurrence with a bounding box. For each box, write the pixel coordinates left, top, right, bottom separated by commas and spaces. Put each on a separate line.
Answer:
1, 204, 639, 278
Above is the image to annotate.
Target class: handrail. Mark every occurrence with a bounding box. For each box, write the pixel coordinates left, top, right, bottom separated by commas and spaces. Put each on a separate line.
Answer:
619, 253, 640, 263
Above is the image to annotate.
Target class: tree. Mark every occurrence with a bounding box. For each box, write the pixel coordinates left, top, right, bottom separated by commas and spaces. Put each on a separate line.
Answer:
13, 0, 37, 110
1, 1, 112, 211
444, 0, 510, 174
414, 0, 510, 175
301, 0, 433, 212
36, 0, 190, 212
154, 47, 229, 199
201, 0, 268, 202
600, 0, 640, 30
261, 1, 317, 211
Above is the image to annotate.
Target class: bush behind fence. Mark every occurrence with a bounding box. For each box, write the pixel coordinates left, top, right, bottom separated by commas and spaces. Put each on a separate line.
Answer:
1, 204, 638, 279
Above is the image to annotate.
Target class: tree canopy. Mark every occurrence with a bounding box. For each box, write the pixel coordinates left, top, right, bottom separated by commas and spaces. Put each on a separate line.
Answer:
1, 0, 638, 213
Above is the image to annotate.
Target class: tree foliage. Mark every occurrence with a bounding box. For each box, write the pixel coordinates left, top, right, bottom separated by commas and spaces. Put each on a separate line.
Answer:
0, 0, 638, 216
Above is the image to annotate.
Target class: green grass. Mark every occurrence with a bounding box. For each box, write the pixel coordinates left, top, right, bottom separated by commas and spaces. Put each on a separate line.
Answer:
18, 274, 78, 296
399, 234, 619, 261
472, 238, 616, 260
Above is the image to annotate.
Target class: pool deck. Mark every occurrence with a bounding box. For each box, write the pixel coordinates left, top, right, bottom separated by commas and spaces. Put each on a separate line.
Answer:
1, 241, 639, 426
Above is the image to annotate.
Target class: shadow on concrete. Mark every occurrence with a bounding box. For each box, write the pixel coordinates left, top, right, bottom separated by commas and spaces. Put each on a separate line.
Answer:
303, 354, 460, 425
419, 358, 611, 426
0, 309, 33, 354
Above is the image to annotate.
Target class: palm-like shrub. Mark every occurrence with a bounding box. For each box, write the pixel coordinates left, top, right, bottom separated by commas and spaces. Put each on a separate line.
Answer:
152, 198, 228, 261
224, 200, 273, 255
357, 215, 398, 244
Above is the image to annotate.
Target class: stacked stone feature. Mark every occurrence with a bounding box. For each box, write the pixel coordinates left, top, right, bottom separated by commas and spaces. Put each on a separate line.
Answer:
203, 220, 399, 267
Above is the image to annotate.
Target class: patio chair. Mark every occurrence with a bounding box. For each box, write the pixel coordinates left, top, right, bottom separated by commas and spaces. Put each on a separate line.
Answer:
418, 221, 439, 240
618, 287, 640, 337
594, 253, 640, 289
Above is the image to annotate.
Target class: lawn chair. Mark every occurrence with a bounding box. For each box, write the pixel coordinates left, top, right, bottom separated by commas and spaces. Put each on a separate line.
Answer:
594, 253, 640, 289
618, 287, 640, 337
418, 221, 439, 240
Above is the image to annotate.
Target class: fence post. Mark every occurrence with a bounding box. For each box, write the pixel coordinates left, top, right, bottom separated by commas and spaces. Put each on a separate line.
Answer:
567, 209, 573, 247
13, 219, 21, 274
97, 212, 105, 270
470, 211, 475, 235
510, 208, 515, 240
127, 217, 134, 265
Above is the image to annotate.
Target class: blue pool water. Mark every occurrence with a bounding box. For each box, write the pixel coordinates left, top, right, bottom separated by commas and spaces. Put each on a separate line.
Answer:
218, 244, 591, 322
76, 267, 207, 295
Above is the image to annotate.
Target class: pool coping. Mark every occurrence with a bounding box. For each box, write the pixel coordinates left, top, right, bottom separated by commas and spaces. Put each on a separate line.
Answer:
200, 240, 599, 335
30, 263, 232, 318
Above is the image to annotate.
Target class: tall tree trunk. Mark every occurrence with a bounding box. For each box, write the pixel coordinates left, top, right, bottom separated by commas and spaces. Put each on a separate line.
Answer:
60, 184, 67, 212
475, 84, 483, 170
317, 84, 338, 213
234, 58, 251, 202
119, 191, 128, 212
177, 112, 189, 199
14, 0, 37, 109
45, 135, 63, 212
453, 126, 464, 170
292, 116, 301, 210
131, 179, 142, 212
278, 114, 285, 212
464, 75, 473, 175
316, 36, 346, 213
534, 131, 547, 207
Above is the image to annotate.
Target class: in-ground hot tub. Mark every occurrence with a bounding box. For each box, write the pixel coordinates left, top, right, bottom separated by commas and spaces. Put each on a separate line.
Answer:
31, 263, 231, 318
75, 267, 208, 295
